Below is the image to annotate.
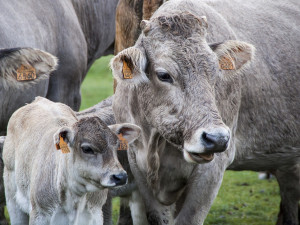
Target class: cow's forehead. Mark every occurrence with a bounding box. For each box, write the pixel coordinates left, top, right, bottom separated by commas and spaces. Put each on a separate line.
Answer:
141, 35, 216, 80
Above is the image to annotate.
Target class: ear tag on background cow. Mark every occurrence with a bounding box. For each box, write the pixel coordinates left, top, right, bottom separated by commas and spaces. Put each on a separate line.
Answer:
219, 56, 235, 70
56, 135, 70, 154
122, 60, 133, 79
117, 134, 128, 150
16, 64, 36, 81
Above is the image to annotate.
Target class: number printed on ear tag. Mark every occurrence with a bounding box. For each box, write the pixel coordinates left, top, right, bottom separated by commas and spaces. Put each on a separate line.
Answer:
122, 60, 133, 79
117, 133, 128, 150
219, 56, 235, 70
16, 64, 36, 81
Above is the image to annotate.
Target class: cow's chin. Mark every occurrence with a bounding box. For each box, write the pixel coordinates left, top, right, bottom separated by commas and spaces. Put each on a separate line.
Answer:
183, 149, 214, 164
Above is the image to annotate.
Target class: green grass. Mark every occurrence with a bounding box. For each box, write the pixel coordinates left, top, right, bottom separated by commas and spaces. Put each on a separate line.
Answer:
80, 55, 114, 110
80, 56, 280, 225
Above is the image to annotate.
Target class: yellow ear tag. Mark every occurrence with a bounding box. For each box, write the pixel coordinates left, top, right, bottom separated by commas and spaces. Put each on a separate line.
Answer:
122, 60, 133, 79
219, 56, 235, 70
56, 135, 70, 154
117, 134, 128, 150
16, 64, 36, 81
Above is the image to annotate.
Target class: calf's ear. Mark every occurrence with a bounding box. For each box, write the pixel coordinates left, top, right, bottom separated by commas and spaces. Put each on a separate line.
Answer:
110, 47, 148, 85
53, 127, 75, 149
210, 40, 255, 72
109, 123, 141, 144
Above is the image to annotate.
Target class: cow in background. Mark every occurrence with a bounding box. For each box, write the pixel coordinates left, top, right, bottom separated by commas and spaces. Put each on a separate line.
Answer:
0, 0, 119, 113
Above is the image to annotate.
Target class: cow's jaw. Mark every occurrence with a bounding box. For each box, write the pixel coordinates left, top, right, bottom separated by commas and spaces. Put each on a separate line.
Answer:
183, 149, 214, 164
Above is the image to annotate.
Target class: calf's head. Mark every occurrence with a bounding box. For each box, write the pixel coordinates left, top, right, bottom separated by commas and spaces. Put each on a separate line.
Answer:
54, 117, 141, 192
111, 11, 254, 164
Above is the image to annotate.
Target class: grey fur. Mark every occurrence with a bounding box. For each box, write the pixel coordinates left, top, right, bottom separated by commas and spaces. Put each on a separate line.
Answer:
0, 0, 119, 112
3, 97, 141, 225
111, 0, 300, 224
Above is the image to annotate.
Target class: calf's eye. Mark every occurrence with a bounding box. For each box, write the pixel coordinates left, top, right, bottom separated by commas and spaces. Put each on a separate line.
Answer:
157, 72, 173, 83
81, 146, 95, 155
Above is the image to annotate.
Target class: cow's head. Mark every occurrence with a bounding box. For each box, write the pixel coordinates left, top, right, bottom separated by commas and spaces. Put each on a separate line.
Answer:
54, 117, 141, 192
111, 12, 254, 165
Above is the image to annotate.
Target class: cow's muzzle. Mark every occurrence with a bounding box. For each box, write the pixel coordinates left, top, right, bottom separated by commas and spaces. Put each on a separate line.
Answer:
183, 127, 230, 164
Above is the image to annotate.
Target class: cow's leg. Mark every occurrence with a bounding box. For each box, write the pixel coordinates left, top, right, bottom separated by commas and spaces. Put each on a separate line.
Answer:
275, 164, 300, 225
29, 210, 50, 225
117, 198, 133, 225
174, 161, 226, 225
4, 169, 29, 225
128, 191, 148, 225
127, 149, 174, 225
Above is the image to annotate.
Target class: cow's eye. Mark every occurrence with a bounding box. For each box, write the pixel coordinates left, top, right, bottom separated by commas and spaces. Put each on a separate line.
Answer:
81, 146, 95, 155
157, 72, 173, 83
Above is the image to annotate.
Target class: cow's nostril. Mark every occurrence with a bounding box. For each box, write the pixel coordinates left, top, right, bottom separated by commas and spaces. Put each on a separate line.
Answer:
201, 131, 229, 153
111, 172, 128, 186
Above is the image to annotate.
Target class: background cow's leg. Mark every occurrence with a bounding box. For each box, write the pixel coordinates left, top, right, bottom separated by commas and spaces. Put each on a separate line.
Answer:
174, 161, 226, 225
275, 164, 300, 225
117, 198, 133, 225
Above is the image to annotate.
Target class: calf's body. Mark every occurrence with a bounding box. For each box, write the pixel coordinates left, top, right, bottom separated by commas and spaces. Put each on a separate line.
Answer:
3, 97, 140, 225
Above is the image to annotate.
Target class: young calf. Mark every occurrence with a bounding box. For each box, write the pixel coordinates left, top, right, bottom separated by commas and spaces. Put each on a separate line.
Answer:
3, 97, 141, 225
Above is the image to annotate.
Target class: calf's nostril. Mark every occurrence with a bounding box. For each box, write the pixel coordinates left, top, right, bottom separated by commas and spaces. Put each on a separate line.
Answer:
111, 172, 128, 186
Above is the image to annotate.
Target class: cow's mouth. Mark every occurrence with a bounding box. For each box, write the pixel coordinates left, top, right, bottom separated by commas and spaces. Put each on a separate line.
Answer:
183, 149, 214, 164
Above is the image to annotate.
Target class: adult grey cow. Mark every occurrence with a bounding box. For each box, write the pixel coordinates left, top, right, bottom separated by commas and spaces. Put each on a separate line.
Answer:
111, 0, 300, 224
0, 0, 119, 134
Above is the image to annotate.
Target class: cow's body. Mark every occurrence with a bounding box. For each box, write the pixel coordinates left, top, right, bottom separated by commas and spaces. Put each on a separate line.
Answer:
111, 0, 300, 224
3, 97, 141, 225
0, 0, 119, 131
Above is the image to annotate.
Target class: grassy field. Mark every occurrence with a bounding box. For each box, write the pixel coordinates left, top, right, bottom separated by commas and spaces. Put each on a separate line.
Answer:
80, 56, 281, 225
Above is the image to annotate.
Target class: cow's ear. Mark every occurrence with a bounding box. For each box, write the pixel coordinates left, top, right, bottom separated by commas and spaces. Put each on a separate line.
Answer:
109, 123, 141, 144
210, 40, 255, 71
0, 47, 58, 80
53, 127, 75, 150
110, 47, 148, 85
